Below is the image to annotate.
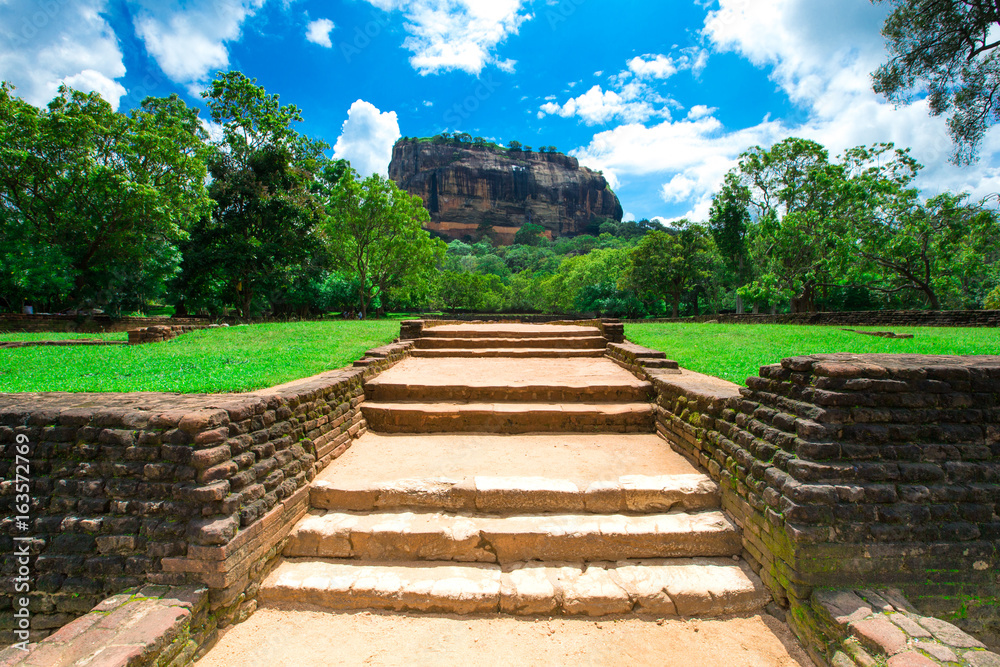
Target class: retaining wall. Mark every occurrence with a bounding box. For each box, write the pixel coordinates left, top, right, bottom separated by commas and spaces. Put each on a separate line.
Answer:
627, 310, 1000, 328
648, 353, 1000, 657
0, 341, 412, 650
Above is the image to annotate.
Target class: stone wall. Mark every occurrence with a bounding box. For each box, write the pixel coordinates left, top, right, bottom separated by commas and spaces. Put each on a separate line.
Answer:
648, 353, 1000, 653
0, 341, 412, 648
626, 310, 1000, 328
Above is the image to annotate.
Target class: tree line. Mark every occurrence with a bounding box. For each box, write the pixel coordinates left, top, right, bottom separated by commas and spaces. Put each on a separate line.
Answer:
0, 72, 444, 319
2, 70, 999, 320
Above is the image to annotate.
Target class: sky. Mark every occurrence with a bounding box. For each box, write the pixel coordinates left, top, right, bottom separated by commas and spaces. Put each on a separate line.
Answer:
2, 0, 999, 224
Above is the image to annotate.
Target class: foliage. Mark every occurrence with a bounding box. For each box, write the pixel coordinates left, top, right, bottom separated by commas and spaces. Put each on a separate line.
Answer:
323, 168, 446, 318
513, 222, 547, 246
437, 271, 508, 311
872, 0, 1000, 163
0, 83, 210, 312
175, 72, 325, 318
986, 285, 1000, 309
623, 224, 718, 317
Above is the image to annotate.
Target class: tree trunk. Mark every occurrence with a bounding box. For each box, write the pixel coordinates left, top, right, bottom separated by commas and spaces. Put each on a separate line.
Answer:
736, 293, 744, 314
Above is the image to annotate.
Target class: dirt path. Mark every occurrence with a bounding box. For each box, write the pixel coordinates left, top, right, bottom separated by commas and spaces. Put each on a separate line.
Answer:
198, 607, 814, 667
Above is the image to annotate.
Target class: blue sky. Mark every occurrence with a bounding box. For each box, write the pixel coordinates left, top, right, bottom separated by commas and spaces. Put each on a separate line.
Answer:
2, 0, 999, 223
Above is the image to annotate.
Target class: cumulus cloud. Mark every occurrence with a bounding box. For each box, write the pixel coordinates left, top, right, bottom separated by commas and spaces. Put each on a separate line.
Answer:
362, 0, 531, 75
332, 100, 401, 177
628, 48, 708, 80
574, 0, 1000, 221
305, 18, 335, 48
129, 0, 266, 90
540, 48, 709, 125
0, 0, 127, 109
538, 84, 666, 125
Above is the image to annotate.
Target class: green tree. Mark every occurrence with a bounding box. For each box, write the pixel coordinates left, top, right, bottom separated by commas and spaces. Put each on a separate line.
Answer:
708, 173, 753, 311
0, 83, 210, 312
513, 222, 547, 246
324, 169, 446, 318
622, 224, 716, 317
176, 72, 326, 318
836, 190, 998, 309
872, 0, 1000, 163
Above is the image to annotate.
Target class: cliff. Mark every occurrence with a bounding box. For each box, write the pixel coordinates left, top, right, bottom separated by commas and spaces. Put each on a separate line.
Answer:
388, 139, 623, 244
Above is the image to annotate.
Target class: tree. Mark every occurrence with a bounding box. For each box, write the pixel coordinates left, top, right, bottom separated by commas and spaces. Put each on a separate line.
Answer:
0, 83, 210, 312
623, 224, 716, 317
507, 140, 523, 152
324, 169, 446, 318
708, 173, 753, 311
836, 190, 998, 309
175, 72, 326, 318
513, 222, 546, 246
872, 0, 1000, 163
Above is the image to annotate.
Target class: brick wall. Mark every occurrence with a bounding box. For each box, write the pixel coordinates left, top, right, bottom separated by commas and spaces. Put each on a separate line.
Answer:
626, 310, 1000, 328
650, 353, 1000, 651
0, 341, 412, 647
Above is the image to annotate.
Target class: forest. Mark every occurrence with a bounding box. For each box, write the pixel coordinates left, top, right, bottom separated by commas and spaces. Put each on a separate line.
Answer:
2, 73, 999, 320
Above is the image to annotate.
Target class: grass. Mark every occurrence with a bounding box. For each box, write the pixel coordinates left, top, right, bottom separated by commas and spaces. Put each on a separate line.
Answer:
0, 320, 399, 393
0, 331, 127, 342
626, 323, 1000, 385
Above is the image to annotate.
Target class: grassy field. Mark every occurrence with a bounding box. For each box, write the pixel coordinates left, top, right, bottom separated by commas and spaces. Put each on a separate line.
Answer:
0, 321, 399, 393
0, 331, 128, 342
626, 323, 1000, 384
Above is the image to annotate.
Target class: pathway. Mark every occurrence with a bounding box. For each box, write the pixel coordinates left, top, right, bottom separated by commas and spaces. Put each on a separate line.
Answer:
199, 323, 808, 665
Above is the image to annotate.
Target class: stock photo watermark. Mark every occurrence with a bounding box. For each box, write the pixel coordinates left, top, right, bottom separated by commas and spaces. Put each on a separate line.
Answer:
10, 433, 33, 651
443, 76, 502, 126
340, 11, 393, 64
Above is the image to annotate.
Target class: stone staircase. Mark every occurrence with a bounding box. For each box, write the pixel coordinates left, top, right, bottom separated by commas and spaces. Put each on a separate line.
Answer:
259, 323, 768, 618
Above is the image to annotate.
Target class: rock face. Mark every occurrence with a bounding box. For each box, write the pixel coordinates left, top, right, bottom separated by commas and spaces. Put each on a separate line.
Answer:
388, 139, 623, 244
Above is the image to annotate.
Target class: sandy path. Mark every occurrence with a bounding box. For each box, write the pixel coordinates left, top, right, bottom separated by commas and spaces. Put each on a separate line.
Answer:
197, 607, 814, 667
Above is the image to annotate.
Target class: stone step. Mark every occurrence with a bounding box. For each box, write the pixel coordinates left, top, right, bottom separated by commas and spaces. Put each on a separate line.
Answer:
422, 325, 602, 339
411, 348, 605, 358
364, 380, 653, 403
414, 336, 608, 350
361, 402, 655, 434
259, 557, 770, 617
284, 509, 741, 563
311, 474, 721, 514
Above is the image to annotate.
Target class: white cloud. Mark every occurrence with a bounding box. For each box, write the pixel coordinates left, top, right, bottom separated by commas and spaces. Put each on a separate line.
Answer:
0, 0, 127, 109
628, 55, 678, 80
628, 48, 709, 80
332, 100, 401, 177
539, 84, 667, 125
129, 0, 266, 89
573, 0, 1000, 221
363, 0, 531, 75
305, 18, 335, 48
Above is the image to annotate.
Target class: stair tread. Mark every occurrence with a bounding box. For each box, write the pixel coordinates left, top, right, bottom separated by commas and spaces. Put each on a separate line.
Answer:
285, 508, 740, 562
260, 557, 770, 617
363, 402, 654, 412
411, 348, 605, 357
422, 324, 601, 339
312, 473, 719, 513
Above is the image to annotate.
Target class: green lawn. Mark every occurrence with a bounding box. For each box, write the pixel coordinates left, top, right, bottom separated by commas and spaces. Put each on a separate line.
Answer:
0, 321, 399, 393
0, 331, 127, 342
626, 323, 1000, 385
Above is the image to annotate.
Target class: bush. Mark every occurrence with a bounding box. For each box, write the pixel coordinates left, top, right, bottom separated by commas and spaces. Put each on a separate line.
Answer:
986, 285, 1000, 310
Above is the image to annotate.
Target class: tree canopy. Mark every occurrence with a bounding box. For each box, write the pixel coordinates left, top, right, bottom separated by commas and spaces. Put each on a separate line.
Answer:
872, 0, 1000, 163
